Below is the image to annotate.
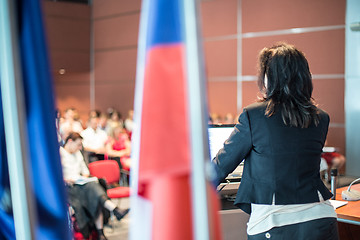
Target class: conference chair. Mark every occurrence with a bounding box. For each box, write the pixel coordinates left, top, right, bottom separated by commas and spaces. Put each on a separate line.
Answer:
119, 157, 131, 186
88, 160, 130, 229
104, 155, 131, 186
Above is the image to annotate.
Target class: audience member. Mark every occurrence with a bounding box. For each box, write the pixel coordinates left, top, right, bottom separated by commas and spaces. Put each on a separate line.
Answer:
99, 113, 108, 131
208, 115, 213, 124
89, 109, 101, 119
60, 132, 129, 240
224, 113, 235, 124
124, 109, 134, 138
60, 107, 84, 140
81, 115, 108, 163
106, 110, 123, 135
105, 126, 131, 186
55, 109, 64, 147
321, 143, 346, 182
210, 113, 222, 124
106, 107, 115, 119
105, 126, 131, 169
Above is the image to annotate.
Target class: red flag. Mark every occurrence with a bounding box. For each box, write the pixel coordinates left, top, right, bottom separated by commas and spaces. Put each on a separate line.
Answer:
130, 1, 222, 239
139, 45, 193, 239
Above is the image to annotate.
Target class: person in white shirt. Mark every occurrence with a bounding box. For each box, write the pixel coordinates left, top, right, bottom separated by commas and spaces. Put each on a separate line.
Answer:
59, 108, 83, 140
60, 132, 129, 240
124, 109, 134, 132
81, 116, 108, 163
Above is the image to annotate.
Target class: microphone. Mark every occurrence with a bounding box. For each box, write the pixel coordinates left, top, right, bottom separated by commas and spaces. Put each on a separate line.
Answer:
342, 177, 360, 201
330, 168, 337, 200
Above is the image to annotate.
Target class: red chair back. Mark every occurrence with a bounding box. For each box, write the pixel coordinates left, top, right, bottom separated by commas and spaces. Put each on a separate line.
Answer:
88, 160, 120, 185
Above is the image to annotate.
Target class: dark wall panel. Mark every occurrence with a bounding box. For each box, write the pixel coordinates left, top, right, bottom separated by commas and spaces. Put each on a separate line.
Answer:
242, 30, 345, 76
92, 0, 140, 117
242, 0, 345, 33
44, 1, 91, 120
94, 49, 137, 82
92, 0, 141, 18
94, 14, 140, 50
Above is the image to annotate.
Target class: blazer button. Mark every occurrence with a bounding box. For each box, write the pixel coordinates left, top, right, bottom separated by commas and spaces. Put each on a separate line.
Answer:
265, 232, 271, 238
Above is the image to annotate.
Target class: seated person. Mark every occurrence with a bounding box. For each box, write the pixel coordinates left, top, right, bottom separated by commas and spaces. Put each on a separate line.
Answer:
59, 107, 83, 140
60, 132, 129, 240
106, 110, 123, 135
105, 126, 131, 185
99, 113, 108, 131
105, 126, 131, 168
321, 143, 346, 182
124, 109, 134, 140
81, 116, 108, 163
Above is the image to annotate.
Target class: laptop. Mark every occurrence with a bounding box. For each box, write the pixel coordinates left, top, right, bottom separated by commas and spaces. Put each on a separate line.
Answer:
208, 124, 243, 183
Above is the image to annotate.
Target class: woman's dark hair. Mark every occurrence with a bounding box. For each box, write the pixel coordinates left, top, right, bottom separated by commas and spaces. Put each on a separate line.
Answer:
110, 110, 122, 120
257, 42, 319, 128
64, 132, 83, 145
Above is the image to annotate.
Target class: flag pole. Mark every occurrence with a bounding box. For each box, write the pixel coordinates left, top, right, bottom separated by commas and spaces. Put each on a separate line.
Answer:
183, 0, 213, 239
0, 0, 36, 239
129, 0, 151, 239
131, 0, 149, 201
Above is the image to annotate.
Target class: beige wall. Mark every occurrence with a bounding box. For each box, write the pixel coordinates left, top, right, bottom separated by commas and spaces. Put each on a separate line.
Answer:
44, 0, 346, 156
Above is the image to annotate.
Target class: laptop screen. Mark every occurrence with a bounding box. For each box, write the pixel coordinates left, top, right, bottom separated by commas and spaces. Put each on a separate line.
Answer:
208, 124, 243, 183
208, 124, 235, 160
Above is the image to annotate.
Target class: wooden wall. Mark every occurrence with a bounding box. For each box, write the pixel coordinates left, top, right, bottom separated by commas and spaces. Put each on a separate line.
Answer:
43, 1, 91, 124
92, 0, 141, 119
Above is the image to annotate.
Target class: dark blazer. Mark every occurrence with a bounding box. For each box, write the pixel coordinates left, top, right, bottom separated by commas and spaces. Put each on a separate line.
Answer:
213, 102, 332, 214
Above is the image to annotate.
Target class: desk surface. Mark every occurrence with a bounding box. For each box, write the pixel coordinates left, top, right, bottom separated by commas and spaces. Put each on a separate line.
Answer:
335, 183, 360, 224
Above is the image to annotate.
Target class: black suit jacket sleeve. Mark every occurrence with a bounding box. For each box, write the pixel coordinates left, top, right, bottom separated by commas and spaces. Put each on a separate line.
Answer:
213, 109, 252, 182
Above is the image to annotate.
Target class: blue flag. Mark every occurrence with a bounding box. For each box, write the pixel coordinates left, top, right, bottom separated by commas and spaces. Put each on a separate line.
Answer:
18, 0, 71, 238
0, 85, 15, 240
0, 0, 71, 239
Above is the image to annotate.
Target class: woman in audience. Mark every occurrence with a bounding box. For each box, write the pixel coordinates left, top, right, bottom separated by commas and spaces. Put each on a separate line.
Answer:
213, 43, 338, 239
106, 110, 123, 135
321, 141, 346, 182
60, 132, 129, 240
124, 109, 134, 139
105, 126, 131, 173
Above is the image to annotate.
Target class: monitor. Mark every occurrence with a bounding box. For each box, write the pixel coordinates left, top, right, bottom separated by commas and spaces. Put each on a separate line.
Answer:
208, 123, 243, 183
208, 124, 235, 159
